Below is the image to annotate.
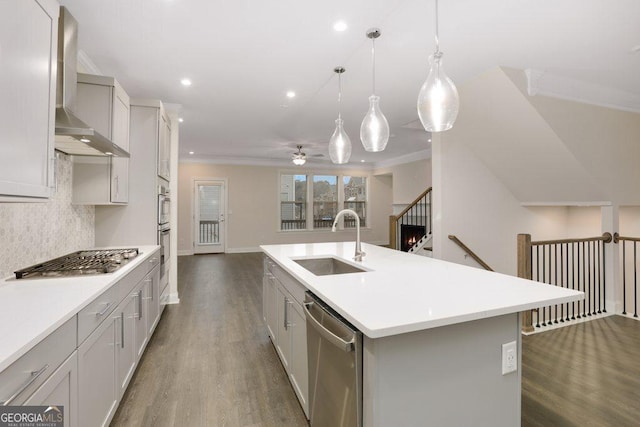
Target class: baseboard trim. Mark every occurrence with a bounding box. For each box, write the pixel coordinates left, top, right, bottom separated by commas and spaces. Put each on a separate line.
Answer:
226, 247, 261, 254
178, 250, 194, 256
167, 293, 180, 304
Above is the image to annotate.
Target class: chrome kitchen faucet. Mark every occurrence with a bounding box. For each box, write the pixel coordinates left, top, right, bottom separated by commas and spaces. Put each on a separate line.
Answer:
332, 209, 365, 262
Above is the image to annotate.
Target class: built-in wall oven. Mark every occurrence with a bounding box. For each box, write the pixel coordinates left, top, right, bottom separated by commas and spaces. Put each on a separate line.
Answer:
158, 183, 171, 291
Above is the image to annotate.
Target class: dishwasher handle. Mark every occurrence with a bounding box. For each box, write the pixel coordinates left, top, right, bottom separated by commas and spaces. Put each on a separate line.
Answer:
303, 302, 355, 352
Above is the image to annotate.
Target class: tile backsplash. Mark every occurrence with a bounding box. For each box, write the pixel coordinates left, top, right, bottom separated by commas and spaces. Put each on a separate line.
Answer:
0, 153, 94, 279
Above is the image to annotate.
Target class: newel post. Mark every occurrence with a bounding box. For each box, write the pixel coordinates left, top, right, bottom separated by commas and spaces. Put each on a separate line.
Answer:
517, 234, 534, 333
389, 215, 397, 250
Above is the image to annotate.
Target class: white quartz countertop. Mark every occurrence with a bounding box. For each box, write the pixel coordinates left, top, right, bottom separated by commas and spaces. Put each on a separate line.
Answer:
261, 242, 583, 338
0, 246, 160, 372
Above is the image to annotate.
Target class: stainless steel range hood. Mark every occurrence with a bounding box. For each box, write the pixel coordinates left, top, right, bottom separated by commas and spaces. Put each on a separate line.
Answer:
54, 7, 129, 158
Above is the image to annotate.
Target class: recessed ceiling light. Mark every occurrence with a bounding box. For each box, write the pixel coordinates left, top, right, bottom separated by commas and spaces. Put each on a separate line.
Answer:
80, 138, 90, 143
181, 78, 192, 87
360, 159, 365, 163
189, 151, 194, 155
178, 117, 184, 123
105, 151, 113, 156
631, 44, 640, 54
286, 91, 296, 98
333, 20, 348, 32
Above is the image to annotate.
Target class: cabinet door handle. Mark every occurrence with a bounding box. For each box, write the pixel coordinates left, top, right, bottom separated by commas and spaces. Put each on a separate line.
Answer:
284, 297, 290, 330
1, 364, 49, 406
137, 290, 143, 320
96, 302, 113, 318
120, 312, 125, 349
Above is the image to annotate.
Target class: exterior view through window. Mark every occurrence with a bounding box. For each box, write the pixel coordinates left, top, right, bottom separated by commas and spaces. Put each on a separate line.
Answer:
343, 176, 366, 227
280, 174, 307, 230
280, 173, 367, 231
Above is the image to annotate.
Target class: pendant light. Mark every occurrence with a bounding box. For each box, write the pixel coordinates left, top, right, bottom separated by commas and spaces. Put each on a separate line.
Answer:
360, 28, 389, 152
417, 0, 459, 132
292, 145, 306, 166
329, 67, 352, 164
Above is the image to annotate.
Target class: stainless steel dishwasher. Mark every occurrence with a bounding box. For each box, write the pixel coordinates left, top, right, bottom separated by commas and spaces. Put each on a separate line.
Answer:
303, 292, 363, 427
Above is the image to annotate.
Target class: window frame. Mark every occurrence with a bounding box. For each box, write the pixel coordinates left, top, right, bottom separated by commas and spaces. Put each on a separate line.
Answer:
278, 170, 369, 232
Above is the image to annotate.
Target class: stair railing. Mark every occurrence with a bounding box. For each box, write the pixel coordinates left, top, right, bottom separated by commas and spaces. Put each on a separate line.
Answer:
448, 235, 494, 271
517, 233, 612, 333
613, 233, 640, 318
389, 187, 432, 250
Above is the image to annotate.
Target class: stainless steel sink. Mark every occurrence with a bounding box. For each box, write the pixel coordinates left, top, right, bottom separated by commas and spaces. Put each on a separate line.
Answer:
293, 257, 368, 276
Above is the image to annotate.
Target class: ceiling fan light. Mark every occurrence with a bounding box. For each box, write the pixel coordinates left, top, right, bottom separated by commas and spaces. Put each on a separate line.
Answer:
360, 95, 389, 152
292, 145, 307, 165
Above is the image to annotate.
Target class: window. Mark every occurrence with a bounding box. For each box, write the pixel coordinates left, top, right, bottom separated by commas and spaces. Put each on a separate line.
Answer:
279, 173, 368, 231
343, 176, 366, 228
280, 174, 307, 230
313, 175, 338, 229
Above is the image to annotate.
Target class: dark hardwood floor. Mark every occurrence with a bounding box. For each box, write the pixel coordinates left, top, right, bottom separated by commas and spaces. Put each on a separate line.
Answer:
112, 253, 640, 426
522, 315, 640, 426
110, 253, 308, 427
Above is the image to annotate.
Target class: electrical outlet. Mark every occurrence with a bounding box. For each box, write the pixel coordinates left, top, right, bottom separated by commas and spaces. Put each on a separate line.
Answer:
501, 341, 517, 375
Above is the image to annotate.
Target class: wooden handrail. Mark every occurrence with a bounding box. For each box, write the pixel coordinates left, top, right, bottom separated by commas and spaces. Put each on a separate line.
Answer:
393, 187, 432, 220
447, 235, 494, 272
531, 232, 612, 246
614, 233, 640, 243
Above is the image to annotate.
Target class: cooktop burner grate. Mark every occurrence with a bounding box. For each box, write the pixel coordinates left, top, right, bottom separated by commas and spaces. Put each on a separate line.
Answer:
14, 248, 139, 279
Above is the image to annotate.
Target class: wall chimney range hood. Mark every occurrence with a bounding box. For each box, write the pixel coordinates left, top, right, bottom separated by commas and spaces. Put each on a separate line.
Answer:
54, 7, 129, 158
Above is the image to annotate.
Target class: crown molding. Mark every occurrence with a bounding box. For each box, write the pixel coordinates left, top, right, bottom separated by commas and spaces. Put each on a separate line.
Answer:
526, 69, 640, 114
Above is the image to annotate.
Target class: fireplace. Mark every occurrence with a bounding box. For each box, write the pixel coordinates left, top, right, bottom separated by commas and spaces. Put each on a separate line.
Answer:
400, 224, 426, 252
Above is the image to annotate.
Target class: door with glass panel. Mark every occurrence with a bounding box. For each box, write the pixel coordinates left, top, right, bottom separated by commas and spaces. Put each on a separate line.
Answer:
194, 180, 226, 254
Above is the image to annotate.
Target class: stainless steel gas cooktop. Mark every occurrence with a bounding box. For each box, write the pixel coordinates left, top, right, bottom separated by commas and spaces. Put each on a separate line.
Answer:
14, 248, 139, 279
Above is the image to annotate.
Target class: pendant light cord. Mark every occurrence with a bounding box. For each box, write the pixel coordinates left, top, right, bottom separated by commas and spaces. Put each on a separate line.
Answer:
338, 72, 342, 119
372, 37, 376, 95
434, 0, 440, 53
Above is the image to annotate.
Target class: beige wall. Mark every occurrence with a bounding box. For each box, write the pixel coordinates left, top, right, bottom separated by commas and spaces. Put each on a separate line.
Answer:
375, 159, 431, 204
178, 162, 393, 254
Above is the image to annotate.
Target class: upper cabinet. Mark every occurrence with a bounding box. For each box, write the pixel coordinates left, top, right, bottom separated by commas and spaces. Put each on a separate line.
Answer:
0, 0, 59, 201
158, 109, 171, 182
73, 74, 130, 204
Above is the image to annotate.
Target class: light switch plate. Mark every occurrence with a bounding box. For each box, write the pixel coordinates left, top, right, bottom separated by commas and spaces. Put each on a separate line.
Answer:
502, 341, 517, 375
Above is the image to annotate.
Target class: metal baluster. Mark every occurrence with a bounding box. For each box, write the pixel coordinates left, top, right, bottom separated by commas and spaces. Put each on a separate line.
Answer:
602, 239, 607, 313
536, 245, 541, 328
554, 244, 559, 323
623, 241, 627, 314
597, 240, 601, 314
577, 242, 582, 318
587, 241, 592, 316
571, 242, 576, 320
634, 242, 638, 318
542, 245, 547, 326
560, 243, 565, 322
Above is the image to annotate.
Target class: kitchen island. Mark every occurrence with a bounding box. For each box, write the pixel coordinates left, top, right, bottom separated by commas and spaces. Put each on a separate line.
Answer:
261, 242, 582, 427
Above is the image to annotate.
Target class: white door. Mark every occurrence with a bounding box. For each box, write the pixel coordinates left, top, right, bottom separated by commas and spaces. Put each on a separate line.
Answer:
194, 180, 226, 254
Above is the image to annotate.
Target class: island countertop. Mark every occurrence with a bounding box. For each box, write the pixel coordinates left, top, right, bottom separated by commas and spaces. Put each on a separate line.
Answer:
260, 242, 583, 338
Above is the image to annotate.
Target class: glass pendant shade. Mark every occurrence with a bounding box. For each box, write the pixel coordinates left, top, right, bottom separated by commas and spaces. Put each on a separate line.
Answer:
417, 51, 459, 132
360, 95, 389, 152
329, 117, 351, 164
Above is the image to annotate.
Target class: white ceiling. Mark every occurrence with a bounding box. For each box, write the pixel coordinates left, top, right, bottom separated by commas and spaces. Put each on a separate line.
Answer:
58, 0, 640, 167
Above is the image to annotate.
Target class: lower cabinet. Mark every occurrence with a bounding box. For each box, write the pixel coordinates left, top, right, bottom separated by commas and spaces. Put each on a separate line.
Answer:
263, 257, 309, 417
78, 254, 161, 427
78, 314, 118, 427
23, 352, 78, 427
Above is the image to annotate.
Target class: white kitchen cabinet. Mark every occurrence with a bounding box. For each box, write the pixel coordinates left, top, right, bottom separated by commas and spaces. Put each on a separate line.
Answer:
0, 0, 58, 200
73, 73, 131, 205
276, 286, 292, 370
158, 110, 171, 181
287, 299, 308, 414
78, 313, 118, 427
115, 292, 137, 400
24, 351, 78, 427
263, 256, 309, 417
145, 264, 161, 337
